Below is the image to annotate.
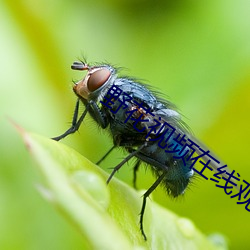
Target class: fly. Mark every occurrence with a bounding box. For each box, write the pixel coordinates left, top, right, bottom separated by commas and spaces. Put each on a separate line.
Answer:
52, 60, 232, 240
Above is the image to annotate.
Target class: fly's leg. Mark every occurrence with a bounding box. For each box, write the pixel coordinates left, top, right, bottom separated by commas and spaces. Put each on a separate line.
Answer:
140, 172, 166, 240
99, 147, 141, 188
133, 160, 141, 189
107, 143, 146, 184
96, 145, 116, 165
52, 99, 108, 141
52, 99, 88, 141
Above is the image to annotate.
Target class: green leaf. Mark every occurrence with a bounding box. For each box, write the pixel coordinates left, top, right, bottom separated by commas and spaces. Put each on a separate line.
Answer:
19, 128, 227, 250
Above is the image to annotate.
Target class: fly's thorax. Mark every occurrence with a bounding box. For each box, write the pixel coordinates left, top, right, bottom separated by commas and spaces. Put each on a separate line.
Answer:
73, 64, 117, 101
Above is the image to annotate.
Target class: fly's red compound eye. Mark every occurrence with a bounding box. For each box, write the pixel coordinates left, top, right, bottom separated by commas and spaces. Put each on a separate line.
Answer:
87, 68, 111, 92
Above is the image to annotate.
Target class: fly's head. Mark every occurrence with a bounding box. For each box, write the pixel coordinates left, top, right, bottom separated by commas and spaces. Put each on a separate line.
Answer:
72, 61, 116, 100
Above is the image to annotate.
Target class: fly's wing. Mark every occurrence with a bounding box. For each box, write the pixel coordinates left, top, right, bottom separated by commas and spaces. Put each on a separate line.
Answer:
189, 135, 240, 191
151, 107, 239, 191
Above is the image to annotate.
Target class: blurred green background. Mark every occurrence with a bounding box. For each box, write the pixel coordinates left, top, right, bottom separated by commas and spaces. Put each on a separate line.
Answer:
1, 0, 250, 249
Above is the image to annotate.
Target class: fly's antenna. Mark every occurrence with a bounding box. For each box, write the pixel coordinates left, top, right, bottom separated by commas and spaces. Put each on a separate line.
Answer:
71, 61, 89, 71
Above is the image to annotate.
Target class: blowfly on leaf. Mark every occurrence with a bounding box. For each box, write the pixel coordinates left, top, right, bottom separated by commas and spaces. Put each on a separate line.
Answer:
52, 60, 233, 240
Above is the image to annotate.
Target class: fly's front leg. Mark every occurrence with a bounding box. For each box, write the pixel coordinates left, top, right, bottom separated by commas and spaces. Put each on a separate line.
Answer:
52, 99, 89, 141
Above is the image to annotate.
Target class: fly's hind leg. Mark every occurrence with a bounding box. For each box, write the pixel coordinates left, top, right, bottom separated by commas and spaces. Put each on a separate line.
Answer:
140, 172, 166, 240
